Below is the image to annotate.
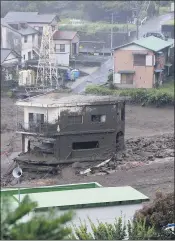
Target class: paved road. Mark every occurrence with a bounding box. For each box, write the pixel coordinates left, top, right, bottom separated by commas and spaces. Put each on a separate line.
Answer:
139, 13, 174, 37
72, 13, 173, 93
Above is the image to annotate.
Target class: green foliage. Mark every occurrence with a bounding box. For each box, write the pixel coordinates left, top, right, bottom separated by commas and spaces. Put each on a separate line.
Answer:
134, 192, 174, 231
70, 217, 161, 240
59, 21, 136, 35
85, 82, 174, 106
1, 195, 74, 240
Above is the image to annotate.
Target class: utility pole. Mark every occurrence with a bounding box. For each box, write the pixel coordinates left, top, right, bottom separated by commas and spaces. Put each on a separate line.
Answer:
111, 13, 114, 56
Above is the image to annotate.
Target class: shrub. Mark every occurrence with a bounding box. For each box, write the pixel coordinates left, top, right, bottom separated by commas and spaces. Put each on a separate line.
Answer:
70, 217, 159, 240
134, 192, 174, 230
85, 85, 174, 106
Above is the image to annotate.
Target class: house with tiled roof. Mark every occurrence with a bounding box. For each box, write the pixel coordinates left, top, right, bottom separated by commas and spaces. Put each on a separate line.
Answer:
4, 12, 60, 33
53, 30, 79, 66
113, 36, 174, 88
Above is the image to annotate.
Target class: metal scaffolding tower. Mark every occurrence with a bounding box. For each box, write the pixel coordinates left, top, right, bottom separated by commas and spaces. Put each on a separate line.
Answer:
36, 25, 58, 88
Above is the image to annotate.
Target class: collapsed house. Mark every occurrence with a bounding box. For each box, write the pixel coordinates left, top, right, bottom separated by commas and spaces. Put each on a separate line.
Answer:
15, 92, 125, 173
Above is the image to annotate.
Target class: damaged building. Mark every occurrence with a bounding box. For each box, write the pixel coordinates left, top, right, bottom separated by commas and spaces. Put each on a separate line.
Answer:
15, 92, 125, 173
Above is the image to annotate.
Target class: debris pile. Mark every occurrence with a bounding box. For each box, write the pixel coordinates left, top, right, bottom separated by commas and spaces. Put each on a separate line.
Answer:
79, 133, 174, 176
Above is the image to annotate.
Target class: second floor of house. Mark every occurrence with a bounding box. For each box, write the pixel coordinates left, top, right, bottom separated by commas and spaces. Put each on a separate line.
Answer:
16, 102, 125, 135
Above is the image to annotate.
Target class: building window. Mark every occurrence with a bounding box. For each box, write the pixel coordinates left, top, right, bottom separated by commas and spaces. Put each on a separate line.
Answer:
60, 44, 65, 52
68, 115, 83, 124
55, 44, 65, 53
72, 141, 99, 150
133, 54, 146, 66
121, 74, 134, 84
91, 115, 106, 123
28, 51, 31, 60
24, 36, 28, 43
23, 55, 25, 60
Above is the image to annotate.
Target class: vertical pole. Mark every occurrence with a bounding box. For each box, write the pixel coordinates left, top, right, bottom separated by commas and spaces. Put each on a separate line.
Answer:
111, 13, 114, 56
18, 178, 20, 205
136, 3, 139, 40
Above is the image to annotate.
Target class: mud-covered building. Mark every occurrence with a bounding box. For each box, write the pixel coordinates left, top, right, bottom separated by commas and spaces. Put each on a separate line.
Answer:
15, 93, 125, 170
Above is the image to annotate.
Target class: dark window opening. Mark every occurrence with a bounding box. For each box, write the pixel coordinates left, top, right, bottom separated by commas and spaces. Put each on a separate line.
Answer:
68, 115, 83, 124
72, 141, 99, 150
121, 73, 134, 84
60, 44, 65, 52
24, 36, 28, 43
133, 54, 146, 66
116, 131, 124, 144
91, 115, 106, 123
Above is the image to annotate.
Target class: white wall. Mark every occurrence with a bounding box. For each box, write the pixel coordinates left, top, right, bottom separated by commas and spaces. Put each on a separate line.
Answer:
69, 203, 143, 233
1, 25, 22, 51
53, 40, 71, 66
21, 34, 39, 62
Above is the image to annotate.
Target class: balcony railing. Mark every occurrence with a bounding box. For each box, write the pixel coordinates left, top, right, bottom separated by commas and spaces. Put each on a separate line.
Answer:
17, 122, 58, 135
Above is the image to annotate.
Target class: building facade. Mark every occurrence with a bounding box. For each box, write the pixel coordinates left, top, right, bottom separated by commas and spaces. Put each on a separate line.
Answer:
53, 30, 79, 66
15, 93, 125, 165
113, 36, 174, 88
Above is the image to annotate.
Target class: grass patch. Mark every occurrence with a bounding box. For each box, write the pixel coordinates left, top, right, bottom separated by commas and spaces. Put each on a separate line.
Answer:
85, 81, 174, 106
59, 19, 136, 35
164, 19, 174, 25
159, 6, 170, 15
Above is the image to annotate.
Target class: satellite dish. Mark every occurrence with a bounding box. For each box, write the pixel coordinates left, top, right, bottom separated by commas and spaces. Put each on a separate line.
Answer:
12, 167, 23, 179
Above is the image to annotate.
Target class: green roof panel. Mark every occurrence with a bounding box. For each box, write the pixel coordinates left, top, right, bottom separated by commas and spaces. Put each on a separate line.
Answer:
13, 186, 149, 210
133, 36, 173, 52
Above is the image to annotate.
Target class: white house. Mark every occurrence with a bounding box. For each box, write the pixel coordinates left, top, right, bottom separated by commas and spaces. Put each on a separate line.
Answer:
1, 18, 21, 52
53, 30, 79, 66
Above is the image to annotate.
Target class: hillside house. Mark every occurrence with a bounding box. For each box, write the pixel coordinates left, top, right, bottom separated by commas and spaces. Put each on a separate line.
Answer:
53, 30, 79, 66
4, 12, 60, 33
1, 18, 21, 52
15, 93, 125, 165
1, 48, 21, 82
113, 36, 174, 88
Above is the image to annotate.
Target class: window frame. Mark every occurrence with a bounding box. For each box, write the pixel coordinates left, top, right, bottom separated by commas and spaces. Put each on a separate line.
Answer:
91, 115, 106, 123
24, 36, 28, 43
67, 115, 83, 125
133, 54, 146, 66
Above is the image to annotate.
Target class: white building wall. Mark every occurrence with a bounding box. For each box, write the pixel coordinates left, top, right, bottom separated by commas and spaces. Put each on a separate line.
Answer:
1, 26, 7, 48
21, 34, 39, 62
53, 40, 71, 66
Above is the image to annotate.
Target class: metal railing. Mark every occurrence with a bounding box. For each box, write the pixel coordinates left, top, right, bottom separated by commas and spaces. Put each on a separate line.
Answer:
17, 122, 58, 134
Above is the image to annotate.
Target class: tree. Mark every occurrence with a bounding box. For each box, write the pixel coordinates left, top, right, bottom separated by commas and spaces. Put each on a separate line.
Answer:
1, 195, 74, 240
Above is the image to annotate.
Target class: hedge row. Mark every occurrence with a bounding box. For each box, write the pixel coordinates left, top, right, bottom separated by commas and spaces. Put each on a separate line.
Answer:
85, 85, 174, 106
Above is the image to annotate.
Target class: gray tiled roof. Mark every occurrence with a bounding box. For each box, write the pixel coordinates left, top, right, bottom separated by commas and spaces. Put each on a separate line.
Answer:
4, 11, 58, 24
17, 26, 39, 36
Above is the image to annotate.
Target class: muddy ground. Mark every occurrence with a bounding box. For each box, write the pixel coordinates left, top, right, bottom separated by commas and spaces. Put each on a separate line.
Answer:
1, 96, 174, 200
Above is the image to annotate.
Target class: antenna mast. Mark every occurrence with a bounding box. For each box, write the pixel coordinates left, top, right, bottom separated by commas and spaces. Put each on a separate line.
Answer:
36, 25, 58, 88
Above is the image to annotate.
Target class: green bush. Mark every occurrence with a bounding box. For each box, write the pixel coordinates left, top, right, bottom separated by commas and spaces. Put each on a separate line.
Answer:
85, 85, 174, 106
134, 192, 174, 231
70, 217, 159, 240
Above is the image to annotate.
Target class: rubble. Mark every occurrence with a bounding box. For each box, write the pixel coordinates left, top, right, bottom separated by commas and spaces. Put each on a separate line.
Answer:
80, 133, 174, 176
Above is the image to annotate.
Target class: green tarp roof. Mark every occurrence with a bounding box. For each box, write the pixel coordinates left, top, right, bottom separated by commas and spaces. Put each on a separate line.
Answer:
13, 186, 149, 209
